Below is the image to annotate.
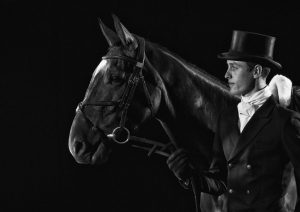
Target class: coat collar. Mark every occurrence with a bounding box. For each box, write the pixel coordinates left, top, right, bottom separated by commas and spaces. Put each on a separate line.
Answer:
227, 95, 276, 162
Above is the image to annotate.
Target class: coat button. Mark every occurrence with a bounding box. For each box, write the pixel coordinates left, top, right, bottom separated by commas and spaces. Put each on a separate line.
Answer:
246, 164, 251, 169
246, 189, 250, 194
228, 163, 232, 168
228, 189, 233, 194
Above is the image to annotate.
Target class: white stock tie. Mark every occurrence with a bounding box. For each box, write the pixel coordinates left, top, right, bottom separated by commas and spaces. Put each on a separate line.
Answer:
237, 86, 272, 132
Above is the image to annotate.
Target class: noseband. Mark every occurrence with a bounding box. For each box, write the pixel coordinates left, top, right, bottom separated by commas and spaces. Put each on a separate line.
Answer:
77, 37, 176, 156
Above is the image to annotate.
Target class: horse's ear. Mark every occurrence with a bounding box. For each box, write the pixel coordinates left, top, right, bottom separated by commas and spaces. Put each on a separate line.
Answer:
98, 18, 119, 47
112, 14, 138, 50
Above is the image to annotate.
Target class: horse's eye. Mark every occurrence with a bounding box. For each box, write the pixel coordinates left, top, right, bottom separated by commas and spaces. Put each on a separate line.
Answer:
110, 75, 125, 83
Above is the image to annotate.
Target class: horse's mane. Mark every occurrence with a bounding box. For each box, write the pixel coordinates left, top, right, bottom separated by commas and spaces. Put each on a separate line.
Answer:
146, 40, 238, 99
144, 39, 239, 131
106, 35, 230, 100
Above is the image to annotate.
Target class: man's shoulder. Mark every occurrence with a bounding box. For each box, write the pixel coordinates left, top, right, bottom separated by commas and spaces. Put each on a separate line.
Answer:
276, 103, 300, 117
275, 104, 300, 128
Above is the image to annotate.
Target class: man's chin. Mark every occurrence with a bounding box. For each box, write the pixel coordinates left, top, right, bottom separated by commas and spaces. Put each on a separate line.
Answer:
228, 88, 236, 95
229, 89, 242, 97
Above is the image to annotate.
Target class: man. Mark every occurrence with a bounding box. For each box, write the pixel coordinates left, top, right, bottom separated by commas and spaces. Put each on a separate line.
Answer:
167, 30, 300, 212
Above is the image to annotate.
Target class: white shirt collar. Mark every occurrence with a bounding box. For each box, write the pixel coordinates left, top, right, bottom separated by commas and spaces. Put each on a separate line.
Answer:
240, 86, 272, 106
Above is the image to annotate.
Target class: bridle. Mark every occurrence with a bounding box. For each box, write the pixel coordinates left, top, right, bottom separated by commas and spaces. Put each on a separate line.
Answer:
77, 37, 176, 157
76, 36, 201, 212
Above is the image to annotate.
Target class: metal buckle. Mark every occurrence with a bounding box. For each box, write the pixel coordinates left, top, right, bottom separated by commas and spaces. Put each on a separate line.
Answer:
136, 61, 144, 68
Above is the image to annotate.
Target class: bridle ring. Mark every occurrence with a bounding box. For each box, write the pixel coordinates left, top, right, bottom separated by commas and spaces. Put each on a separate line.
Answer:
107, 126, 130, 144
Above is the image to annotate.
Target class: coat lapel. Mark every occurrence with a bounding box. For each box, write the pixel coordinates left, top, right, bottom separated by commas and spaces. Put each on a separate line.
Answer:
228, 96, 276, 162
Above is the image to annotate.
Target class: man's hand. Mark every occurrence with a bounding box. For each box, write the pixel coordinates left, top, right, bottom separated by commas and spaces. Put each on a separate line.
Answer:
166, 148, 193, 182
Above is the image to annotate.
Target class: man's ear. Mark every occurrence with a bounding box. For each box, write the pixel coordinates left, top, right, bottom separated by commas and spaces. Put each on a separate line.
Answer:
253, 64, 263, 79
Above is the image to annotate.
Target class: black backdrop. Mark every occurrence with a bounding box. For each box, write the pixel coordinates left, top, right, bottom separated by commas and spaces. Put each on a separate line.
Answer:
4, 1, 300, 211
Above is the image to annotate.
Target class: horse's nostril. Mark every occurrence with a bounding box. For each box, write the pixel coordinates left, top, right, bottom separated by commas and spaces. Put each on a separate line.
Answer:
73, 140, 84, 154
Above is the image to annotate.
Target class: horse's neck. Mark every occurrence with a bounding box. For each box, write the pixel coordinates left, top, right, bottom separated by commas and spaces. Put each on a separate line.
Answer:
149, 46, 237, 132
144, 43, 238, 165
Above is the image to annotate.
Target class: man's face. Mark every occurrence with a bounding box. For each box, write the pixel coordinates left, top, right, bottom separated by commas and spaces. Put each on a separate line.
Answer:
225, 60, 255, 96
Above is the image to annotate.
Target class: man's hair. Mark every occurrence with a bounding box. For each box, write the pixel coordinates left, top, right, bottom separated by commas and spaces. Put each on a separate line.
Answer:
246, 62, 271, 79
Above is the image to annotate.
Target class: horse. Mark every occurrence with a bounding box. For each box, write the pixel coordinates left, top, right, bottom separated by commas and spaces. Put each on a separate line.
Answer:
68, 15, 297, 212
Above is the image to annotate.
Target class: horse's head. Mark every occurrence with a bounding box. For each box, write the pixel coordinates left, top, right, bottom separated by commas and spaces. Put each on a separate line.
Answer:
68, 15, 163, 164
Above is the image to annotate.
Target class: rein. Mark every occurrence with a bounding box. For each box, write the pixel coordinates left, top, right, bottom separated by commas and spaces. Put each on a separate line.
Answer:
77, 37, 201, 212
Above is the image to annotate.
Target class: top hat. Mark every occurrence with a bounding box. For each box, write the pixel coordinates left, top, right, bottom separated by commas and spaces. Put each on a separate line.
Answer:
218, 30, 282, 70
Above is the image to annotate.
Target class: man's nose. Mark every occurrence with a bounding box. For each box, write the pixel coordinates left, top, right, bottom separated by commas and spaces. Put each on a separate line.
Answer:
224, 69, 231, 79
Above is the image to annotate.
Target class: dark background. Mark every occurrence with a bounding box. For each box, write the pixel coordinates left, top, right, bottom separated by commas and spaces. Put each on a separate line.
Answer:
4, 1, 300, 211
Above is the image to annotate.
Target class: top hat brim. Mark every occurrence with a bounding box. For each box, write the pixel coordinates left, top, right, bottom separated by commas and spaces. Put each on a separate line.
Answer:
218, 51, 282, 71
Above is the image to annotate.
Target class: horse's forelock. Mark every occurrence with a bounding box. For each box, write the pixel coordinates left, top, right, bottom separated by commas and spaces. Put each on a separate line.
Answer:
107, 45, 136, 58
84, 41, 146, 103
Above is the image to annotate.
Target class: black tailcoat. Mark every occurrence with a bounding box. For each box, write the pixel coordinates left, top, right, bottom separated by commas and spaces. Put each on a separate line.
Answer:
200, 96, 300, 212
